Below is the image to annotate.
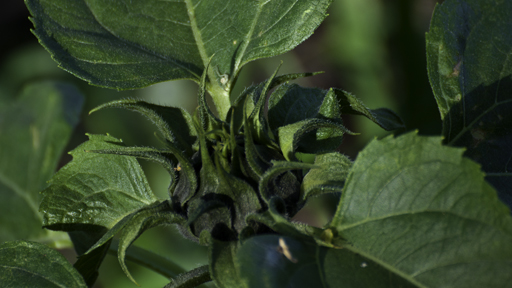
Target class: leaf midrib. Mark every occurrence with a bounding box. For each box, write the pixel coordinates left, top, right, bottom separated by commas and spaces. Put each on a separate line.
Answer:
184, 0, 210, 71
232, 2, 263, 78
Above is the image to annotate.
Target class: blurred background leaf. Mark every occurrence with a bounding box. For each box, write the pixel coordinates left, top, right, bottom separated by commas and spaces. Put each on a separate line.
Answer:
0, 81, 82, 246
0, 0, 441, 287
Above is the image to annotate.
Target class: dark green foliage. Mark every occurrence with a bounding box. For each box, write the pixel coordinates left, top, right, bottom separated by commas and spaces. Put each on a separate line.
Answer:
2, 0, 511, 287
329, 132, 512, 287
426, 0, 512, 207
0, 241, 87, 287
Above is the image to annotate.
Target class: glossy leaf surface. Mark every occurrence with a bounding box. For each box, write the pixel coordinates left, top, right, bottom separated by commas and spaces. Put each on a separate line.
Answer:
26, 0, 331, 91
0, 81, 82, 244
40, 134, 158, 231
426, 0, 512, 206
330, 132, 512, 288
0, 240, 87, 287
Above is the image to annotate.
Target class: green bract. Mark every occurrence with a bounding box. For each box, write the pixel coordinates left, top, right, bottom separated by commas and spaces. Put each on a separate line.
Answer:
1, 0, 511, 287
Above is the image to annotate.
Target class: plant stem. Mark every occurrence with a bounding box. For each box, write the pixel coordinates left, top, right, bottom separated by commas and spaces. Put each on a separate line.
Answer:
208, 83, 231, 121
163, 265, 212, 288
108, 239, 186, 279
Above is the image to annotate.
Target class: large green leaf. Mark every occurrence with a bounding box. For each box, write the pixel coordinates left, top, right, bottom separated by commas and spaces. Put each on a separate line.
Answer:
25, 0, 331, 93
426, 0, 512, 207
330, 132, 512, 288
0, 81, 82, 244
0, 240, 87, 287
40, 134, 159, 231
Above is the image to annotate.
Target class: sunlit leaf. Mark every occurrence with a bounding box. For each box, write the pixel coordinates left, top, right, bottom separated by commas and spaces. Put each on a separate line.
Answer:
330, 132, 512, 288
40, 134, 159, 231
26, 0, 331, 92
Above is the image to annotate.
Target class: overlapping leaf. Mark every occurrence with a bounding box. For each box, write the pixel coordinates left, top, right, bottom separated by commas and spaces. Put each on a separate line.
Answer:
26, 0, 331, 92
164, 265, 211, 288
330, 132, 512, 287
268, 85, 348, 157
267, 84, 404, 160
115, 201, 185, 284
91, 99, 198, 155
0, 241, 87, 287
70, 231, 111, 287
236, 235, 415, 288
0, 81, 82, 244
301, 152, 352, 200
186, 122, 262, 240
40, 134, 159, 231
332, 89, 405, 131
426, 0, 512, 207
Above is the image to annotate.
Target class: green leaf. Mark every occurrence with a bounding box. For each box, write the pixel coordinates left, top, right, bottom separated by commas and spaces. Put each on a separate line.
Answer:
267, 85, 356, 159
90, 99, 198, 156
40, 134, 158, 231
332, 89, 405, 131
246, 197, 314, 241
117, 202, 185, 284
268, 85, 337, 128
0, 81, 82, 245
242, 83, 284, 180
163, 265, 211, 288
267, 86, 404, 142
109, 239, 187, 281
246, 64, 282, 148
87, 146, 183, 196
187, 123, 262, 240
232, 71, 324, 120
236, 235, 415, 288
71, 231, 111, 287
0, 240, 87, 288
77, 201, 185, 285
330, 132, 512, 287
209, 239, 247, 288
277, 118, 353, 161
26, 0, 331, 92
259, 161, 314, 216
301, 152, 352, 200
426, 0, 512, 207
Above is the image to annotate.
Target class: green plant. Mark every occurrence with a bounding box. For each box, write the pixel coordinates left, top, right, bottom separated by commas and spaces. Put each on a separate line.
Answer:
1, 0, 512, 287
